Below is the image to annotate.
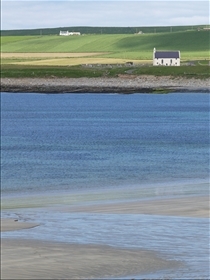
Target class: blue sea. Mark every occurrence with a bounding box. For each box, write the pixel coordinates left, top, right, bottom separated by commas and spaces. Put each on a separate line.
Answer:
1, 92, 209, 279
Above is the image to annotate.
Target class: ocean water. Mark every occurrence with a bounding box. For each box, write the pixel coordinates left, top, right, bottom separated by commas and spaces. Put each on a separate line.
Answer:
1, 92, 209, 196
1, 92, 210, 279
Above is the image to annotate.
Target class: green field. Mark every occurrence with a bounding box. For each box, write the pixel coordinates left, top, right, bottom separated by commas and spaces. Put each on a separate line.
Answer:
1, 28, 209, 78
1, 30, 209, 59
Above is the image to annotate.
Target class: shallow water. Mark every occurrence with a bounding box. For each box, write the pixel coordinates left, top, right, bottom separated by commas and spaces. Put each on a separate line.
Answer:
1, 205, 209, 279
1, 92, 209, 279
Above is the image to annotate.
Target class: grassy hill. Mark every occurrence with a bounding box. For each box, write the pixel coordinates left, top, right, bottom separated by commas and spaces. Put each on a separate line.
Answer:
1, 27, 209, 79
1, 30, 209, 60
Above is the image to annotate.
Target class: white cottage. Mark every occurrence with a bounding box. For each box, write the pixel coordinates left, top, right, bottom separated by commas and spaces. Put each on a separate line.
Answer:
153, 48, 180, 66
59, 31, 70, 36
59, 31, 81, 36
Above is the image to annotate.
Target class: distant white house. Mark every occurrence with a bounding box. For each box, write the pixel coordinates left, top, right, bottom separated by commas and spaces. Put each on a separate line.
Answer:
135, 31, 143, 34
153, 48, 180, 66
59, 31, 81, 36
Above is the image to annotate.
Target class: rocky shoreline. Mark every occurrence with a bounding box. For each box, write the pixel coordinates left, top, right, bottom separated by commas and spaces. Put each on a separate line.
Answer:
1, 76, 209, 93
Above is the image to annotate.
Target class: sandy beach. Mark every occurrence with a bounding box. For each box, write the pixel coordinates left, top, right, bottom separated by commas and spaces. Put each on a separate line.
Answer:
1, 219, 39, 232
1, 195, 209, 279
63, 195, 209, 218
1, 76, 210, 93
1, 238, 179, 279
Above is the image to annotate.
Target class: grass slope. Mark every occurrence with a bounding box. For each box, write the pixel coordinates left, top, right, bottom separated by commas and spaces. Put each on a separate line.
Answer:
1, 29, 209, 79
1, 30, 209, 60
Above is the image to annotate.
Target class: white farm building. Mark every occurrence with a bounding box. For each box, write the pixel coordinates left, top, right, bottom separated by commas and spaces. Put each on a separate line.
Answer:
59, 31, 81, 36
153, 48, 180, 66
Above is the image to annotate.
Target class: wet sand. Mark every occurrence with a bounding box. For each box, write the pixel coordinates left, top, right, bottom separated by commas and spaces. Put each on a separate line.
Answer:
63, 195, 209, 218
1, 219, 39, 232
1, 238, 179, 279
1, 195, 208, 279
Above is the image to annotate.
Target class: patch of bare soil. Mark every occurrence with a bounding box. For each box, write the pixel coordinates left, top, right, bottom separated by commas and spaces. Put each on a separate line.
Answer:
1, 52, 108, 58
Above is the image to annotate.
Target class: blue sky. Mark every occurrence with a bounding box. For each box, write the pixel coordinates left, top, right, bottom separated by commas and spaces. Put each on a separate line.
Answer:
1, 1, 209, 30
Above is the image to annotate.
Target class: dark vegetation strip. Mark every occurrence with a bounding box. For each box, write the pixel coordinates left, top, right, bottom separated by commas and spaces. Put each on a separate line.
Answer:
1, 25, 207, 36
1, 64, 209, 79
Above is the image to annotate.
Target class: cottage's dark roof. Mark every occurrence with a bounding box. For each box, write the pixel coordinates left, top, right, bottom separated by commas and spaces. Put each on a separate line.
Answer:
155, 51, 180, 59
